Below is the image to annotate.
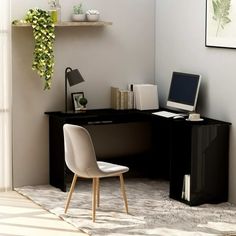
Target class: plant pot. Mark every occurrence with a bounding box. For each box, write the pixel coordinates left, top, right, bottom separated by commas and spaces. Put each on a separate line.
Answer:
72, 14, 86, 22
86, 14, 100, 22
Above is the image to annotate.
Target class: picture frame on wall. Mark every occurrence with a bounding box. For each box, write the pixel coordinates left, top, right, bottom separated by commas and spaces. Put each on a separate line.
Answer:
71, 92, 84, 111
206, 0, 236, 49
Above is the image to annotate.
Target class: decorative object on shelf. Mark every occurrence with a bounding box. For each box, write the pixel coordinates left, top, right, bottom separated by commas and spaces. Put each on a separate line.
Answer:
72, 3, 86, 22
71, 92, 87, 111
48, 0, 61, 23
205, 0, 235, 49
24, 8, 55, 90
86, 9, 100, 22
79, 96, 88, 109
65, 67, 84, 112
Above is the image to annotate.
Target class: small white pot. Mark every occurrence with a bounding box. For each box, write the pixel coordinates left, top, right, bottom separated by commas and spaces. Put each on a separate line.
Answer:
72, 14, 86, 22
86, 14, 100, 22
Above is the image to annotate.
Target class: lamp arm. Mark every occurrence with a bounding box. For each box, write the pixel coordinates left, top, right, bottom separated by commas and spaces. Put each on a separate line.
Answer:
65, 67, 72, 112
65, 73, 67, 112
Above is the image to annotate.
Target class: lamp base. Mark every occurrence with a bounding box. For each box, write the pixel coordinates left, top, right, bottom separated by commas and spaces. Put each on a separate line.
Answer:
75, 109, 87, 113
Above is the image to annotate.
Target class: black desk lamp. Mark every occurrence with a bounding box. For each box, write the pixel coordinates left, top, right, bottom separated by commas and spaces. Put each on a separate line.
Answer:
65, 67, 84, 112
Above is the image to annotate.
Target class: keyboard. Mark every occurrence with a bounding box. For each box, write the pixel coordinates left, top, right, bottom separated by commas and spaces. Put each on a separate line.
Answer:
152, 111, 178, 118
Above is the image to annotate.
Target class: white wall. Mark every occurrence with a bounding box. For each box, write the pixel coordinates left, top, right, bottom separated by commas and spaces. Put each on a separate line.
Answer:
156, 0, 236, 203
12, 0, 155, 187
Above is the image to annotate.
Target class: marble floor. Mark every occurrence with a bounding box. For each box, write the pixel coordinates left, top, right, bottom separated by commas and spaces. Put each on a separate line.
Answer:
15, 179, 236, 236
0, 191, 87, 236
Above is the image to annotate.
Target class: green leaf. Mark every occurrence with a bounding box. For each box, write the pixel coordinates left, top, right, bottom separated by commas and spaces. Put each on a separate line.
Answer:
212, 0, 231, 36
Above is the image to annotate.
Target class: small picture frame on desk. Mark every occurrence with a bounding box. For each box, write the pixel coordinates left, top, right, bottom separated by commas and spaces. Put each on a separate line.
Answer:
71, 92, 84, 111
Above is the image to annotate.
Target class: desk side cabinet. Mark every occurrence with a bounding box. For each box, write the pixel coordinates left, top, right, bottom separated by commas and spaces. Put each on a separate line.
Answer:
169, 119, 230, 206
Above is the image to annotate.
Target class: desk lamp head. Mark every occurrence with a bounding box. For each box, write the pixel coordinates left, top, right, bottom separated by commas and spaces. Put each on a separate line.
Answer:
65, 67, 84, 112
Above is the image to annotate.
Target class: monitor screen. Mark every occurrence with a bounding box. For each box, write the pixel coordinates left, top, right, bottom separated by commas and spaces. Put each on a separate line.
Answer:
167, 72, 201, 112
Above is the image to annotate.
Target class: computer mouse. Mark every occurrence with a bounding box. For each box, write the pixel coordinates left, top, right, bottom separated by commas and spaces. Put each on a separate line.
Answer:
173, 115, 184, 119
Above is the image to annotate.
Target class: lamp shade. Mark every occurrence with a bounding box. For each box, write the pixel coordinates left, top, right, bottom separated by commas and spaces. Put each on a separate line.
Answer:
67, 68, 84, 86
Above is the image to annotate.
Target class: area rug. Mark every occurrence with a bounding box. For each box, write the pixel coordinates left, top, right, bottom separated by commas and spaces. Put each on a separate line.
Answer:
15, 178, 236, 236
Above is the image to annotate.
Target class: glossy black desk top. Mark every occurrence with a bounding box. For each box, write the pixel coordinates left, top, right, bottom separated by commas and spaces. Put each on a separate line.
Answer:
45, 108, 158, 117
45, 108, 231, 126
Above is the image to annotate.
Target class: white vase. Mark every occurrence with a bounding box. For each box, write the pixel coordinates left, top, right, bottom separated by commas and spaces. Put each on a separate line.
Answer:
86, 14, 100, 22
72, 14, 86, 22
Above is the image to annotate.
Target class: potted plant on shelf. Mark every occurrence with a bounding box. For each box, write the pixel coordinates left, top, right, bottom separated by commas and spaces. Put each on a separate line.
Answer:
86, 9, 100, 22
72, 4, 86, 22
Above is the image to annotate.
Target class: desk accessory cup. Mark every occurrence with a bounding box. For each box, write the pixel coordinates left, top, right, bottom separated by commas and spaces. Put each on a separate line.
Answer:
188, 113, 202, 121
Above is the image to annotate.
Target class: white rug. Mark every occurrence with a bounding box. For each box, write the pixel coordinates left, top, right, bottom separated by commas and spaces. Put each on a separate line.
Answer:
16, 178, 236, 236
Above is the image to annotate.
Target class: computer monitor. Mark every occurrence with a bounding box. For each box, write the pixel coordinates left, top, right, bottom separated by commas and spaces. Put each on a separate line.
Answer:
167, 72, 201, 112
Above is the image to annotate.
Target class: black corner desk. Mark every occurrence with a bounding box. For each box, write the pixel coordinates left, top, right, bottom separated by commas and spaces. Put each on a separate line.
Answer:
45, 109, 230, 206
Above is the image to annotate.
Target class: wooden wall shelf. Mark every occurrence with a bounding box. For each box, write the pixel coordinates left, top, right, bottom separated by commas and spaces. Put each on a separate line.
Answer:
12, 21, 112, 27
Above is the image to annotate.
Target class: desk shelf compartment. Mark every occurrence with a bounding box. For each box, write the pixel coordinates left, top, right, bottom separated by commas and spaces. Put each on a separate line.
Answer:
169, 120, 230, 206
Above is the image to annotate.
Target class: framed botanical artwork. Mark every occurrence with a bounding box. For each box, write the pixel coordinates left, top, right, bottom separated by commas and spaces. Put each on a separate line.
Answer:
71, 92, 84, 111
206, 0, 236, 49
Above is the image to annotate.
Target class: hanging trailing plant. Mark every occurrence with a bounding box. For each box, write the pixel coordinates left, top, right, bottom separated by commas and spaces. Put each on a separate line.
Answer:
25, 9, 55, 90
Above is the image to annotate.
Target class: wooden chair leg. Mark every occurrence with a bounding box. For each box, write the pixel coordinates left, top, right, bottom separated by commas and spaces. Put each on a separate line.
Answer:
119, 174, 128, 214
64, 174, 77, 214
92, 178, 97, 222
96, 178, 100, 207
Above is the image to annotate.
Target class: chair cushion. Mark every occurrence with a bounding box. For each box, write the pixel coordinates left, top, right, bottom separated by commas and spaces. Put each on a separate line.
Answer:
97, 161, 129, 177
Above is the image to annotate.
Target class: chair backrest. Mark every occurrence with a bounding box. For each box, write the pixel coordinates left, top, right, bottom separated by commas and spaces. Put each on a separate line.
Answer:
63, 124, 100, 178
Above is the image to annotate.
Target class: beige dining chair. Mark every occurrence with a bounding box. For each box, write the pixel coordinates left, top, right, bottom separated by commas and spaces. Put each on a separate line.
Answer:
63, 124, 129, 222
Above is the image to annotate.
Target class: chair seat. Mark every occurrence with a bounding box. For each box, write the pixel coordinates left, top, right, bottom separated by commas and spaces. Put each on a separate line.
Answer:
97, 161, 129, 177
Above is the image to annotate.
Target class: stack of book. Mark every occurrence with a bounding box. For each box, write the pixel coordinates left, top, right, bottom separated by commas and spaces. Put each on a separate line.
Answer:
111, 86, 134, 110
181, 174, 190, 201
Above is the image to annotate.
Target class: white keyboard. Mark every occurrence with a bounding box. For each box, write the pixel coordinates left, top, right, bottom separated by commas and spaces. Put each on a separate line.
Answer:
152, 111, 178, 118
